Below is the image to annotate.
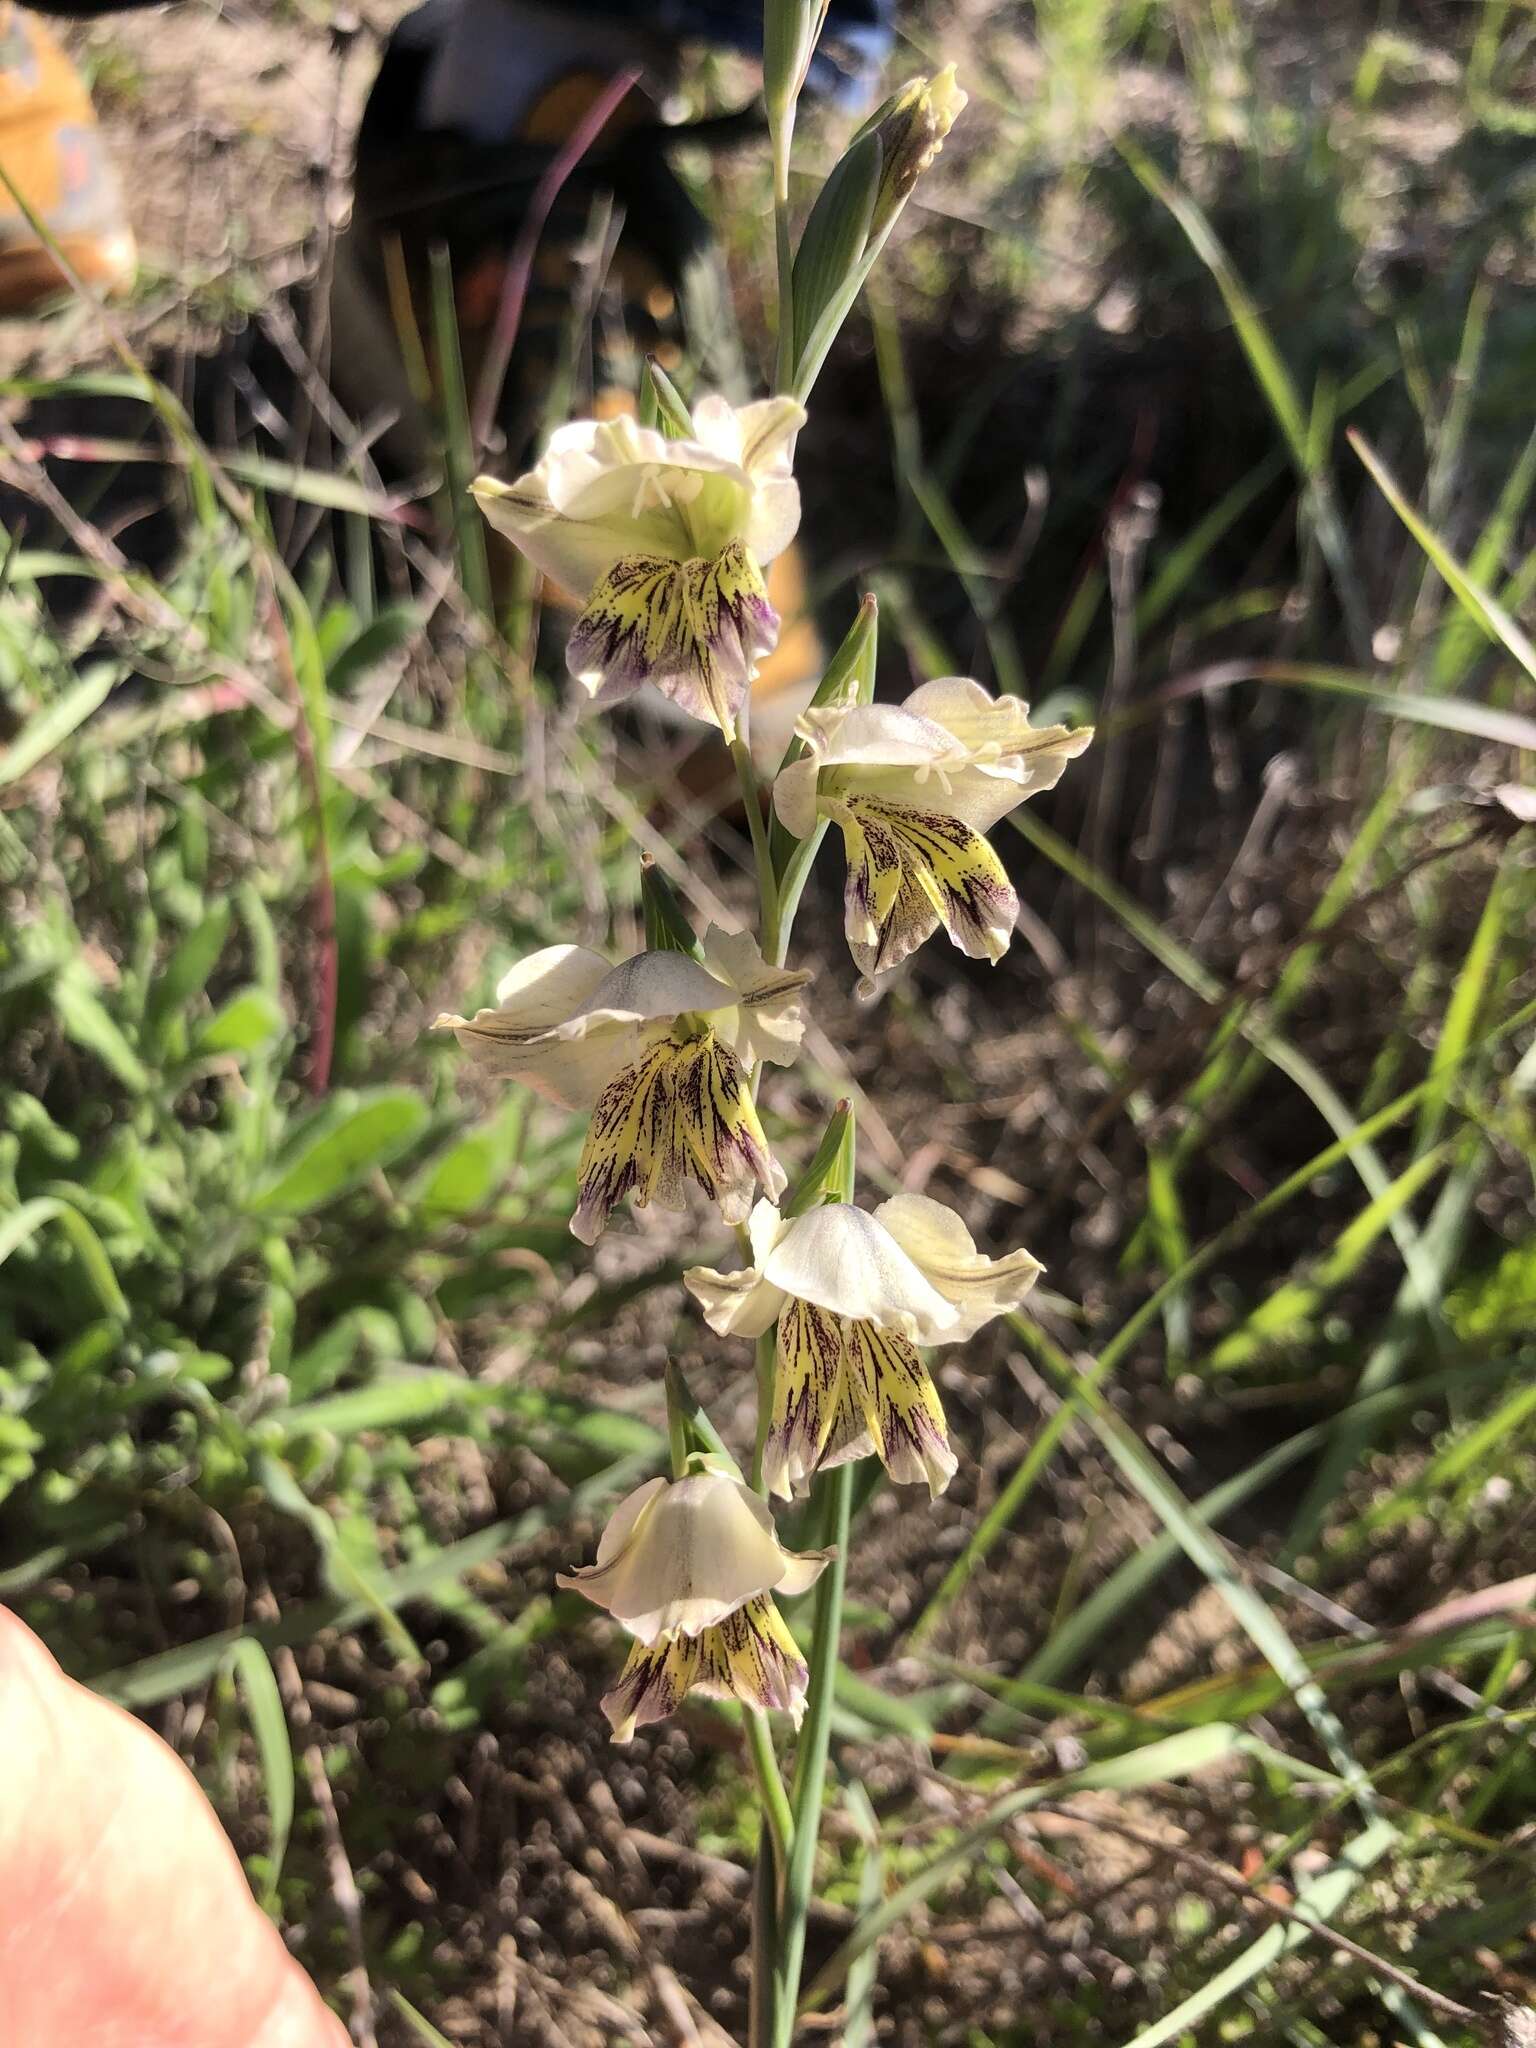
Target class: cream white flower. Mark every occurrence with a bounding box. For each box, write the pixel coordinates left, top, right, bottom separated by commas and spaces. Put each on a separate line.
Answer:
597, 1594, 811, 1742
557, 1471, 830, 1643
773, 676, 1092, 977
472, 396, 804, 739
686, 1193, 1043, 1498
433, 927, 809, 1243
557, 1470, 833, 1740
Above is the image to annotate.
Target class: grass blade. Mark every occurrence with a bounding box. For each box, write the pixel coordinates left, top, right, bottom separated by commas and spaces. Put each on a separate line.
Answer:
1351, 430, 1536, 686
801, 1727, 1248, 2014
0, 664, 117, 789
226, 1639, 295, 1908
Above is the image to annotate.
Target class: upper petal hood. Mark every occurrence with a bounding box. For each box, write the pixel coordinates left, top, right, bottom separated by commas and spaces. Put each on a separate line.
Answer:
796, 700, 964, 776
898, 677, 1094, 831
761, 1201, 959, 1341
874, 1191, 1044, 1342
434, 944, 632, 1106
772, 701, 960, 842
472, 397, 805, 600
776, 681, 1093, 840
434, 947, 742, 1109
693, 395, 804, 564
573, 950, 739, 1026
557, 1472, 831, 1644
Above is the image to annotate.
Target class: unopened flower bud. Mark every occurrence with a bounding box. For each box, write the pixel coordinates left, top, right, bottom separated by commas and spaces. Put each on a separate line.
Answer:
860, 64, 967, 240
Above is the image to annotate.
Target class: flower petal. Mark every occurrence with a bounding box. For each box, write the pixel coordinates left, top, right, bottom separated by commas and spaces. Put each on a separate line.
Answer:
473, 414, 750, 591
571, 1036, 680, 1241
670, 1032, 788, 1226
772, 752, 822, 842
874, 1192, 1044, 1342
844, 1317, 958, 1497
902, 678, 1095, 832
577, 951, 738, 1025
567, 543, 780, 739
695, 1596, 810, 1722
572, 1031, 785, 1242
591, 1477, 668, 1568
601, 1633, 700, 1742
682, 1197, 792, 1337
762, 1296, 847, 1501
759, 1203, 957, 1339
492, 944, 613, 1019
699, 925, 813, 1067
692, 394, 805, 564
436, 948, 744, 1112
557, 1473, 795, 1645
683, 1261, 787, 1339
796, 699, 962, 776
474, 396, 804, 603
837, 794, 1019, 976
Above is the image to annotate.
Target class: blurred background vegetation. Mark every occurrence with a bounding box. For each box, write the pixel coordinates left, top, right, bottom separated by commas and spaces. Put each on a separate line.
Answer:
2, 1, 1535, 2043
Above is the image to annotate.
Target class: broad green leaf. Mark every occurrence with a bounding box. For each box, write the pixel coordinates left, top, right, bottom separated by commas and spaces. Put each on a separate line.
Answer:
256, 1453, 421, 1668
276, 1372, 505, 1442
325, 602, 421, 699
249, 1090, 428, 1216
194, 987, 285, 1057
0, 663, 117, 788
407, 1096, 524, 1218
51, 969, 149, 1093
0, 1195, 128, 1320
146, 903, 232, 1042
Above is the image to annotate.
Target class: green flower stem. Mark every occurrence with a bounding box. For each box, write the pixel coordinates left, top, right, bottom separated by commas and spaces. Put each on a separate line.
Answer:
664, 1361, 692, 1481
746, 1703, 796, 1873
748, 1829, 779, 2048
730, 734, 781, 940
774, 1458, 853, 2046
771, 125, 797, 396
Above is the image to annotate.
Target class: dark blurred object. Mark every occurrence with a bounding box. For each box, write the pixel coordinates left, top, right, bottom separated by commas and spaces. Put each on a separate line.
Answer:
337, 0, 896, 473
0, 0, 136, 311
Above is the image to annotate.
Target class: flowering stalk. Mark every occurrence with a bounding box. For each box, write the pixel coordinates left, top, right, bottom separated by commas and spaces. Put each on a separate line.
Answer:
432, 16, 1094, 2038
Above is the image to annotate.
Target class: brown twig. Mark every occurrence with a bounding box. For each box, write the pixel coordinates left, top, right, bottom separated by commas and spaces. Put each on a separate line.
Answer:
266, 592, 338, 1096
1034, 1799, 1481, 2026
264, 1634, 378, 2048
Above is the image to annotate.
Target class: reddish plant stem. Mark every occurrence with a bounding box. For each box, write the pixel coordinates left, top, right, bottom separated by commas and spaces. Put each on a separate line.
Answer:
267, 594, 338, 1096
470, 66, 645, 458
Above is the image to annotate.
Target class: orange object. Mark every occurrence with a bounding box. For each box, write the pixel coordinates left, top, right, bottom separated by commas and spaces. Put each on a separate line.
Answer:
0, 1606, 348, 2048
0, 4, 135, 311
